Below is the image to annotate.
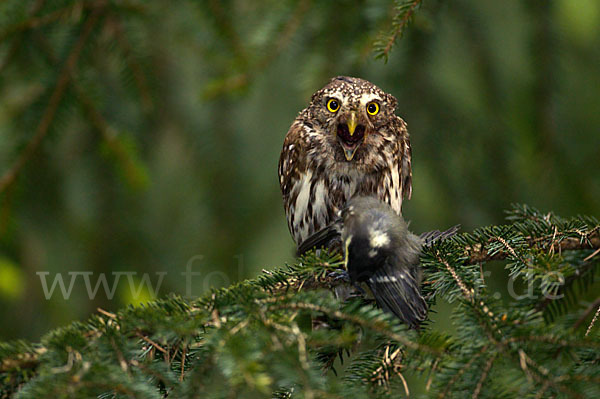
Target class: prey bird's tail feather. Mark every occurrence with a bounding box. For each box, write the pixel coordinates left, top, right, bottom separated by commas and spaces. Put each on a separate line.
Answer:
366, 262, 427, 329
420, 224, 461, 247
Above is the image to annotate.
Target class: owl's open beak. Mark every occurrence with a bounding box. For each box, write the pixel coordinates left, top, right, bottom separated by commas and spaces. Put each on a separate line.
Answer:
338, 111, 365, 161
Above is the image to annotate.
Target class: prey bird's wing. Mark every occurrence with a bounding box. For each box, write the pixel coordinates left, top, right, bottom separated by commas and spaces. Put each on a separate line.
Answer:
296, 218, 343, 256
366, 258, 427, 329
420, 224, 461, 247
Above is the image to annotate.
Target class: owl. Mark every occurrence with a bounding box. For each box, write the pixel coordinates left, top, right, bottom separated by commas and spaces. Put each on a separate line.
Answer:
278, 76, 412, 247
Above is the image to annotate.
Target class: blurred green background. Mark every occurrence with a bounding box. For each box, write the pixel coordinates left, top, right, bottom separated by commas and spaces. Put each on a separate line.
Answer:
0, 0, 599, 341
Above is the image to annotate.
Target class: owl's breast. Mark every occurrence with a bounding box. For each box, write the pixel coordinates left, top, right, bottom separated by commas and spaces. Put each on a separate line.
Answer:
286, 149, 402, 245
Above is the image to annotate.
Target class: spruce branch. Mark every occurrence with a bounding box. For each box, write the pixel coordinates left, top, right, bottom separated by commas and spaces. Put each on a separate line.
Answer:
437, 345, 489, 399
0, 6, 103, 196
202, 0, 311, 99
466, 231, 600, 264
472, 354, 496, 399
107, 14, 154, 111
267, 300, 440, 355
30, 24, 150, 191
518, 348, 581, 398
504, 335, 600, 348
420, 206, 600, 397
0, 0, 47, 74
368, 344, 410, 395
0, 0, 106, 42
1, 206, 599, 397
374, 0, 423, 62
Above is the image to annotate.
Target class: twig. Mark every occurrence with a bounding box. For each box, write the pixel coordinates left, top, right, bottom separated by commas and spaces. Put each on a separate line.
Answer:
0, 0, 144, 42
267, 300, 441, 354
0, 7, 103, 195
370, 345, 407, 392
32, 29, 146, 191
518, 349, 581, 398
438, 346, 488, 399
260, 316, 315, 399
534, 381, 551, 399
505, 334, 600, 348
202, 0, 311, 99
180, 345, 187, 382
0, 1, 104, 42
206, 0, 246, 61
136, 332, 168, 355
584, 247, 600, 262
109, 336, 129, 373
378, 0, 422, 60
258, 0, 311, 69
292, 323, 310, 372
97, 307, 117, 319
585, 304, 600, 337
536, 260, 598, 313
495, 236, 530, 267
398, 369, 410, 397
436, 253, 473, 301
107, 15, 153, 111
50, 349, 79, 374
468, 232, 600, 264
0, 352, 41, 373
479, 263, 485, 286
425, 358, 439, 391
0, 0, 47, 73
573, 297, 600, 331
472, 355, 496, 399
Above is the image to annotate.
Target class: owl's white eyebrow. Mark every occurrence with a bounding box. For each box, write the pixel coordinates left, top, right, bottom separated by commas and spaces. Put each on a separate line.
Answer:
360, 94, 382, 104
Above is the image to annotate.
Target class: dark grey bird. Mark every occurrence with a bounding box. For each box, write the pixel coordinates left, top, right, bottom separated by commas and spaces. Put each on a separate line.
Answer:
297, 196, 459, 328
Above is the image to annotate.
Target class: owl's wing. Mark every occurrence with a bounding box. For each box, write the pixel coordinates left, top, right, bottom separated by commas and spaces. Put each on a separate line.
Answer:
397, 117, 412, 201
278, 120, 306, 202
279, 120, 310, 243
401, 135, 412, 200
379, 116, 412, 215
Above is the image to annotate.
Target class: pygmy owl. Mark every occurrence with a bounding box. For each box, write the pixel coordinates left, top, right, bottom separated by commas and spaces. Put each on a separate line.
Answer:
278, 76, 412, 247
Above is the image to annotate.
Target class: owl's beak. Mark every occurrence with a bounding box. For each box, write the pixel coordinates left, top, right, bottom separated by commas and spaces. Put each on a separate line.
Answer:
337, 111, 365, 161
346, 111, 358, 136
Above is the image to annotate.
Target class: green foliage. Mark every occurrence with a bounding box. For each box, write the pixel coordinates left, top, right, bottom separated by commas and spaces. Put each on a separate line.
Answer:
1, 0, 599, 343
1, 206, 599, 398
1, 0, 600, 397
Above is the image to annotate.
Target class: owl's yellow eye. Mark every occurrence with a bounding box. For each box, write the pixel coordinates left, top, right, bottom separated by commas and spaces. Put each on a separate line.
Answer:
366, 102, 379, 116
327, 98, 340, 113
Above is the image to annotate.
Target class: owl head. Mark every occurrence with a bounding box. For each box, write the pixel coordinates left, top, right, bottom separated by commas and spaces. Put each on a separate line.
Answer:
307, 76, 398, 162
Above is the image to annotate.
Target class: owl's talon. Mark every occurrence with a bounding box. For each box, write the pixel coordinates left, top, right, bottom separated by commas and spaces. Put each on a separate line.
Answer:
327, 271, 366, 295
351, 283, 366, 296
327, 270, 350, 282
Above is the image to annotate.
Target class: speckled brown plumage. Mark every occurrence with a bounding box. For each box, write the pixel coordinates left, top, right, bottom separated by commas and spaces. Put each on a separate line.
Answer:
278, 76, 412, 246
